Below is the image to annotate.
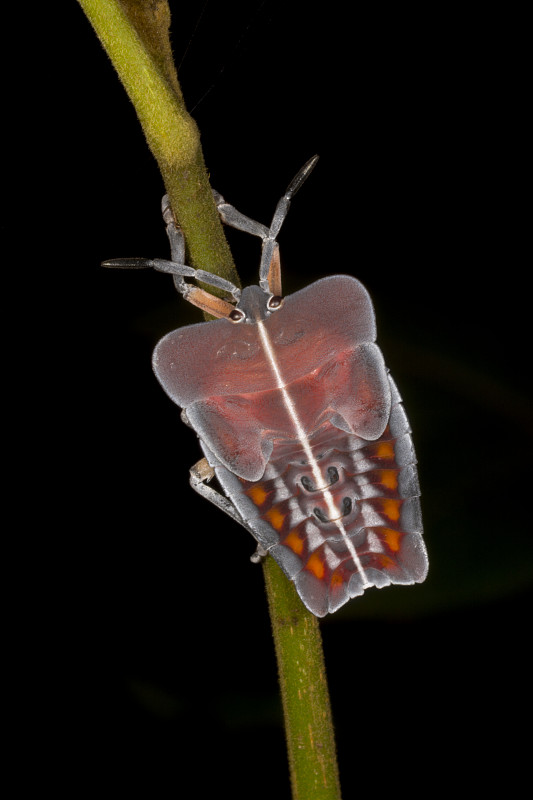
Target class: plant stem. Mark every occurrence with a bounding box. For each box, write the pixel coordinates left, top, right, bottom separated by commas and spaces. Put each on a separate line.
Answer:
77, 0, 238, 287
263, 558, 342, 800
78, 2, 342, 797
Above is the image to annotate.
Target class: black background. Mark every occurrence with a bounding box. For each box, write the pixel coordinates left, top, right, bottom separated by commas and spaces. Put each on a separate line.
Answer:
8, 3, 530, 796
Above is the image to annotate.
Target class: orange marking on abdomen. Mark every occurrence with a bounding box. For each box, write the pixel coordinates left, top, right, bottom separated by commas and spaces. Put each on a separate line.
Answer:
247, 485, 268, 506
284, 530, 305, 555
330, 571, 344, 588
382, 527, 401, 552
306, 552, 325, 580
376, 442, 395, 459
379, 469, 398, 490
265, 507, 285, 531
383, 498, 401, 521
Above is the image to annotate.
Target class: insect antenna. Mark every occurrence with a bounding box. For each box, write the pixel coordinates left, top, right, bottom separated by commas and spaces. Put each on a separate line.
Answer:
102, 194, 241, 319
257, 155, 319, 290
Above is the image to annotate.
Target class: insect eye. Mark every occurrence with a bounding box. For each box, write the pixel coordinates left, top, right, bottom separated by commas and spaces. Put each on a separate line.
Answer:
229, 308, 245, 323
267, 295, 284, 311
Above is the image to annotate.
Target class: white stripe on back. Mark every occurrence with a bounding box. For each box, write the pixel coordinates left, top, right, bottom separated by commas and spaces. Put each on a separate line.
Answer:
256, 319, 370, 589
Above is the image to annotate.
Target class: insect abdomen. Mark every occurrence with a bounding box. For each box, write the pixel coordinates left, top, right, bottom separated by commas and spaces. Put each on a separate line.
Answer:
209, 377, 426, 616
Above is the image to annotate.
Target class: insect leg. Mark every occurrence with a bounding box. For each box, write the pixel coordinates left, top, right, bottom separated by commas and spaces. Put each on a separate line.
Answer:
161, 194, 185, 263
189, 459, 268, 563
103, 197, 241, 317
161, 195, 242, 303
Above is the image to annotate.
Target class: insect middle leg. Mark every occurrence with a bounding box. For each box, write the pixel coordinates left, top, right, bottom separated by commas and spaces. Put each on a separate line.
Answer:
189, 458, 268, 563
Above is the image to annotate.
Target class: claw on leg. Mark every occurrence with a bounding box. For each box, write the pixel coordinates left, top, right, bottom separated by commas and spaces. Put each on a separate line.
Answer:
190, 457, 215, 486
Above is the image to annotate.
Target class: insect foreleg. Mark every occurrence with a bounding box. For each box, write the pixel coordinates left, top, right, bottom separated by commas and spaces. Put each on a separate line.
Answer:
161, 195, 186, 263
103, 196, 241, 317
161, 196, 242, 302
189, 459, 268, 563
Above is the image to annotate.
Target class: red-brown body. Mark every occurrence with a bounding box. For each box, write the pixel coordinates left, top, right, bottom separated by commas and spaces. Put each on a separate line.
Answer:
153, 275, 427, 616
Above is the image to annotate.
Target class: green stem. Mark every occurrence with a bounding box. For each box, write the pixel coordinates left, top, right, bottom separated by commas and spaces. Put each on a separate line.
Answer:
77, 0, 238, 287
78, 2, 341, 797
263, 558, 342, 800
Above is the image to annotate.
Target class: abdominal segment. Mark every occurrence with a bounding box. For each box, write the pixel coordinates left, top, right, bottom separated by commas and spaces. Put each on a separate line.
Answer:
211, 378, 427, 617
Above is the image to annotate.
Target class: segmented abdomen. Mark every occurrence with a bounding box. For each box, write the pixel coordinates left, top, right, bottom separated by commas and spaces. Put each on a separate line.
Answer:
209, 378, 427, 616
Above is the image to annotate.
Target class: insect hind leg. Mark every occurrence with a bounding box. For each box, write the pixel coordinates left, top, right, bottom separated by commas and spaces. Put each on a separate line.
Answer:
189, 458, 268, 563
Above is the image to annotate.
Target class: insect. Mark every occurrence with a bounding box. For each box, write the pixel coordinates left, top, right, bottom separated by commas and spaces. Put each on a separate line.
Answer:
104, 156, 428, 616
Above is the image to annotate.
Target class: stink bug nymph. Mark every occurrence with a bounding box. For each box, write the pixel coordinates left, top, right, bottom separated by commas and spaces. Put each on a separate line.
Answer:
103, 156, 428, 617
